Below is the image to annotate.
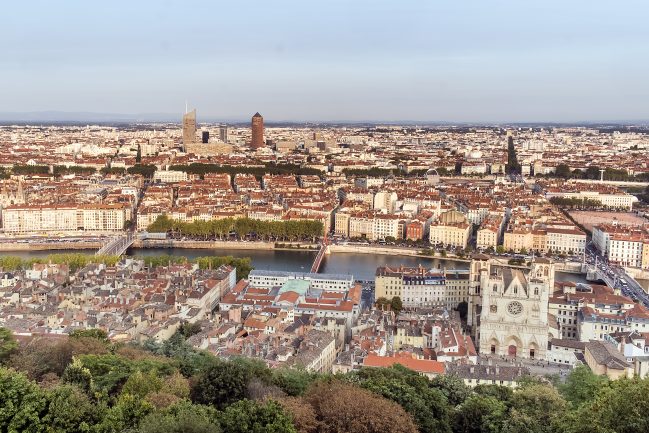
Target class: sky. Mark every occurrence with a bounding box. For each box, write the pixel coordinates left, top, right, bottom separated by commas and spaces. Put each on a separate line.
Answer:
2, 0, 649, 123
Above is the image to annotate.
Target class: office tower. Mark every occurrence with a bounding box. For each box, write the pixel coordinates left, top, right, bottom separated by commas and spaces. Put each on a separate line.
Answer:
251, 112, 264, 149
182, 109, 197, 145
202, 131, 209, 144
219, 124, 228, 143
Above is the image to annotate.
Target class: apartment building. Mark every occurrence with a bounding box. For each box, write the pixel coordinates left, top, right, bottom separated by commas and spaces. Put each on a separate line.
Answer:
593, 224, 649, 268
2, 204, 130, 233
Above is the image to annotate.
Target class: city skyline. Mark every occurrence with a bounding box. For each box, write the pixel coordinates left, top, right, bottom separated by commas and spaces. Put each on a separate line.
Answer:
2, 0, 649, 123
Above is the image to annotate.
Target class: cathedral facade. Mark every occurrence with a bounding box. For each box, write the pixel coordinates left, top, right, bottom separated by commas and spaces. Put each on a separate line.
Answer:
474, 257, 554, 359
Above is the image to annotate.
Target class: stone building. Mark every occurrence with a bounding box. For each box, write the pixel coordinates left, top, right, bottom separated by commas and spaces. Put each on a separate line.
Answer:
476, 257, 555, 359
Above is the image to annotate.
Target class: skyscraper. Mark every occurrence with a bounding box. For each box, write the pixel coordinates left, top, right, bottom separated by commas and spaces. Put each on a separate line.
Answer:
251, 112, 264, 149
201, 131, 209, 144
183, 109, 196, 145
219, 124, 228, 143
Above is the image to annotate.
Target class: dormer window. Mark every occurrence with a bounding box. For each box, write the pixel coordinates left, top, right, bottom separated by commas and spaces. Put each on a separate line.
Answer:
513, 286, 518, 294
493, 284, 497, 292
534, 288, 539, 296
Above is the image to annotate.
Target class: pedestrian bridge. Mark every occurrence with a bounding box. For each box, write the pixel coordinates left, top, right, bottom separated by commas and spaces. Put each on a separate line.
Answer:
96, 232, 136, 256
310, 236, 330, 273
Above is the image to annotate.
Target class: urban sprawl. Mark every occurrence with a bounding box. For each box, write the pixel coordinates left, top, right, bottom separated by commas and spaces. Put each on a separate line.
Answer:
1, 112, 649, 386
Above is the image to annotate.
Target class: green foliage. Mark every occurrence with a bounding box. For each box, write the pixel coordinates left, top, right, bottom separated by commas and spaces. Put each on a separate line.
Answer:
342, 167, 394, 177
430, 374, 471, 406
454, 394, 507, 433
0, 367, 49, 433
126, 164, 157, 178
0, 253, 120, 272
456, 301, 469, 321
44, 384, 102, 433
12, 164, 51, 175
69, 328, 109, 342
351, 365, 452, 433
474, 384, 514, 403
53, 165, 96, 176
93, 393, 154, 433
3, 326, 649, 433
168, 162, 321, 177
138, 401, 221, 433
217, 399, 296, 433
101, 167, 126, 175
195, 256, 253, 280
191, 358, 271, 409
61, 357, 94, 394
390, 296, 403, 314
178, 322, 202, 339
561, 378, 649, 433
73, 353, 175, 395
505, 384, 567, 433
147, 214, 324, 241
555, 163, 571, 179
272, 368, 318, 396
559, 365, 608, 407
0, 327, 18, 364
506, 137, 521, 175
121, 370, 164, 398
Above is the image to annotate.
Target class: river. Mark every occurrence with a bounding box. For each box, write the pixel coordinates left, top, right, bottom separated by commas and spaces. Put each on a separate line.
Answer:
4, 246, 592, 284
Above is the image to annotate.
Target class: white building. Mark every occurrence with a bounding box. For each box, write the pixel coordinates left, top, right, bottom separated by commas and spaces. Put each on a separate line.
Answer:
248, 270, 354, 292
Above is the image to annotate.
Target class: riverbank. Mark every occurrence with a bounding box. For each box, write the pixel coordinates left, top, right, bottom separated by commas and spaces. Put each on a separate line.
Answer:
0, 241, 103, 251
328, 244, 472, 263
135, 239, 320, 252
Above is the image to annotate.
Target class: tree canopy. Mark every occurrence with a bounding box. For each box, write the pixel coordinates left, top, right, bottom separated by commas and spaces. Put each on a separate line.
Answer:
1, 328, 649, 433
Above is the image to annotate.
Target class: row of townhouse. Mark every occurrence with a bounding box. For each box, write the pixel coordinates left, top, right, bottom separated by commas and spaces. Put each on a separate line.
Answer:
2, 203, 132, 233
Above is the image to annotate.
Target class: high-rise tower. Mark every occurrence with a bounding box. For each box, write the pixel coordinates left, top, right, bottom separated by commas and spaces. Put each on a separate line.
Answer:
183, 109, 197, 146
251, 112, 264, 149
219, 124, 228, 143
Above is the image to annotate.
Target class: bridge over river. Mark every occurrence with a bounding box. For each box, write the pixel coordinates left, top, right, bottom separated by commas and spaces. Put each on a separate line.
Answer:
96, 233, 136, 256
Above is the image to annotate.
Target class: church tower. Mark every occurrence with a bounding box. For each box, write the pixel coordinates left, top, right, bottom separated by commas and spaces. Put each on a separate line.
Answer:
477, 258, 552, 359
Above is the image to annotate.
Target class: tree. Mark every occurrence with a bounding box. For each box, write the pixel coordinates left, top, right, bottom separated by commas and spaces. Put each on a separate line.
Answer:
453, 394, 507, 433
506, 136, 521, 175
558, 365, 608, 407
190, 358, 271, 409
278, 396, 320, 433
304, 381, 419, 433
351, 365, 452, 433
390, 296, 403, 314
61, 357, 94, 394
44, 384, 101, 433
272, 368, 318, 397
496, 245, 505, 254
555, 164, 571, 179
456, 301, 469, 321
0, 367, 49, 433
69, 328, 109, 343
138, 401, 221, 433
217, 399, 296, 433
561, 378, 649, 433
505, 384, 567, 433
93, 393, 154, 433
430, 373, 471, 406
0, 327, 17, 364
8, 334, 109, 381
121, 370, 164, 398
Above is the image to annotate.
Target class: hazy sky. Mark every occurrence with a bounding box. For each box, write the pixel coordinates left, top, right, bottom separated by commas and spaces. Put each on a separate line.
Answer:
2, 0, 649, 122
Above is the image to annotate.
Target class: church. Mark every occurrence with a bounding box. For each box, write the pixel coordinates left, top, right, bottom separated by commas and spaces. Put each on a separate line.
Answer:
471, 256, 555, 359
